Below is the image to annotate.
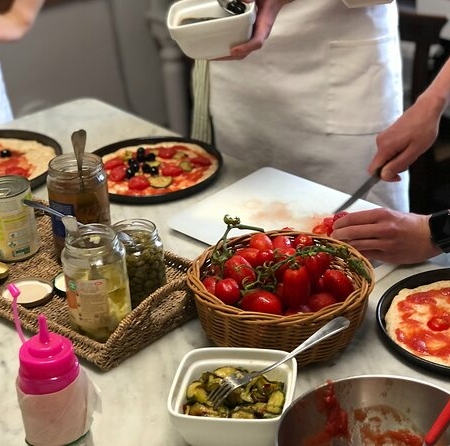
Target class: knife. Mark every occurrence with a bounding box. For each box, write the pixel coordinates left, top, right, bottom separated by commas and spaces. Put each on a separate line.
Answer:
333, 166, 383, 214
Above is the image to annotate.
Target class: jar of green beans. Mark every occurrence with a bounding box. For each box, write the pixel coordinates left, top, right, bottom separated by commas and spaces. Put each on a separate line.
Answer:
112, 219, 167, 309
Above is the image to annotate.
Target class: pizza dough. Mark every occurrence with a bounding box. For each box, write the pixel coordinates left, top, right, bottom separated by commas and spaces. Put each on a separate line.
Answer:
385, 280, 450, 366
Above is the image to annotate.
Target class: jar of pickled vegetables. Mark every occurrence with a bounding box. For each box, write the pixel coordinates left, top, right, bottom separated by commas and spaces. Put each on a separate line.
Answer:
61, 223, 132, 342
112, 219, 166, 309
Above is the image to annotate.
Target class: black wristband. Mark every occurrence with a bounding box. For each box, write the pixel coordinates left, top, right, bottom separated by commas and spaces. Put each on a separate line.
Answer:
429, 210, 450, 253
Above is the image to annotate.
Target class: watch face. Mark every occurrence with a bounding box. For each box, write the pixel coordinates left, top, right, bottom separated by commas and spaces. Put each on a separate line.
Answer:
429, 210, 450, 253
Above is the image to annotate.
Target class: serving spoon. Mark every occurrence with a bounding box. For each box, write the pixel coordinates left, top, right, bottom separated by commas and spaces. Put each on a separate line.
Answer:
216, 0, 246, 15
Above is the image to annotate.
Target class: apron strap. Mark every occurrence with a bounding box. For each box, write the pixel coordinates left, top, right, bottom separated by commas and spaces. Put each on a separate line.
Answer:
190, 59, 213, 144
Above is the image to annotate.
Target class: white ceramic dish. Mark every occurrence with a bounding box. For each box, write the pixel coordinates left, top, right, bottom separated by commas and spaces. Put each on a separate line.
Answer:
167, 347, 297, 446
341, 0, 393, 7
167, 0, 256, 60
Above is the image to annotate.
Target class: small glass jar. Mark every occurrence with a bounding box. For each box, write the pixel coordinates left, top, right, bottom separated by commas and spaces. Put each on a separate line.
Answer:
112, 219, 167, 309
47, 153, 111, 258
61, 223, 132, 342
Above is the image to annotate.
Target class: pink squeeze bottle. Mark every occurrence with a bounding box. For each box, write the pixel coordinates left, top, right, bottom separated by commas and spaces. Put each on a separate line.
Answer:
10, 284, 97, 446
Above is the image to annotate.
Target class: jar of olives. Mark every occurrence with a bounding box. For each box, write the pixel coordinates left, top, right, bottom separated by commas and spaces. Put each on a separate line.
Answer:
61, 223, 132, 342
112, 219, 167, 308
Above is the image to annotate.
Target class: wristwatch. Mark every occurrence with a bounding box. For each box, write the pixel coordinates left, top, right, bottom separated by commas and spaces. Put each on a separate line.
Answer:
429, 210, 450, 253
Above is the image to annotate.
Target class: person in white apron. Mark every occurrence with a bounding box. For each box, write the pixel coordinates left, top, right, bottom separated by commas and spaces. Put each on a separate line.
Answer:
209, 0, 409, 212
0, 0, 45, 124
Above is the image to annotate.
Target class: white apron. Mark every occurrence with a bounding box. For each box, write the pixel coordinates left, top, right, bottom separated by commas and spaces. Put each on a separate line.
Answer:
209, 0, 409, 212
0, 63, 13, 124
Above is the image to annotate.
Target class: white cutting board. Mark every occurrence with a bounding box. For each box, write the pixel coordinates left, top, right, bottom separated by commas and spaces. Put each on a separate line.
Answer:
168, 167, 378, 246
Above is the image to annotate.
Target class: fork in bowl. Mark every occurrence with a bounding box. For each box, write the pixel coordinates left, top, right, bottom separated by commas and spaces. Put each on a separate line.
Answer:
208, 316, 350, 409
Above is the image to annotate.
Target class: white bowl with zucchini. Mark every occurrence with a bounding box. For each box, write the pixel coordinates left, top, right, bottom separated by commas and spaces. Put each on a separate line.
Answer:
167, 347, 297, 446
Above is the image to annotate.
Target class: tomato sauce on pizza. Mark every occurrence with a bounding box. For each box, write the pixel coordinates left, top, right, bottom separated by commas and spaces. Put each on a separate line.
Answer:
385, 281, 450, 366
101, 141, 219, 197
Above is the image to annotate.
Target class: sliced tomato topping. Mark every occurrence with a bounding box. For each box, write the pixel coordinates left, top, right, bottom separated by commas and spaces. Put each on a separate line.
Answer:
161, 164, 183, 177
109, 165, 127, 182
103, 157, 125, 170
191, 155, 212, 167
128, 175, 150, 190
158, 146, 177, 159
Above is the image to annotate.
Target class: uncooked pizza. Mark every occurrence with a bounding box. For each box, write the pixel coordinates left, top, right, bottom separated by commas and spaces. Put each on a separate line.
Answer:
0, 138, 57, 180
385, 280, 450, 366
101, 141, 220, 198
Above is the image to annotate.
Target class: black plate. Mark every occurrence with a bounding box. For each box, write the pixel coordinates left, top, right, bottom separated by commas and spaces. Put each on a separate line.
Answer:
0, 129, 62, 189
376, 268, 450, 375
93, 136, 223, 204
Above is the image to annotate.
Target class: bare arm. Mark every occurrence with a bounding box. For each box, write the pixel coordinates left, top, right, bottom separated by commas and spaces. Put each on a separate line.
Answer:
369, 58, 450, 181
0, 0, 45, 42
218, 0, 290, 60
331, 208, 441, 264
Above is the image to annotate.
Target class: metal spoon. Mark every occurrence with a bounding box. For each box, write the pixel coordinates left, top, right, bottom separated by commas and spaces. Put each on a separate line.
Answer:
217, 0, 246, 15
72, 129, 87, 189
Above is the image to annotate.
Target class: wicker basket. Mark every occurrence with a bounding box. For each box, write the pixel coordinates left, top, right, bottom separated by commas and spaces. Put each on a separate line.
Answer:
187, 230, 375, 368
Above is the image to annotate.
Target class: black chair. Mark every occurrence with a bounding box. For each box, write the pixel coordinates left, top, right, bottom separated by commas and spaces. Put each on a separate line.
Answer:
398, 8, 448, 214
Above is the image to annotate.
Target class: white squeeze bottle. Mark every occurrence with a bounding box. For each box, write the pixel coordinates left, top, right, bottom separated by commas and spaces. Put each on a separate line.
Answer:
9, 284, 100, 446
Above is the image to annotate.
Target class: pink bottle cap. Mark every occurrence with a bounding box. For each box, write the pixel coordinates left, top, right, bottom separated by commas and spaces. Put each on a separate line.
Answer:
18, 314, 79, 395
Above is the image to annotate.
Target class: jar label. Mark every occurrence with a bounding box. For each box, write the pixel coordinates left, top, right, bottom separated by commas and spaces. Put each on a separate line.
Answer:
48, 200, 75, 238
66, 277, 110, 327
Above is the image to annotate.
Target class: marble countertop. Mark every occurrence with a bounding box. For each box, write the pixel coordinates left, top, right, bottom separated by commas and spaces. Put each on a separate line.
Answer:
1, 98, 450, 445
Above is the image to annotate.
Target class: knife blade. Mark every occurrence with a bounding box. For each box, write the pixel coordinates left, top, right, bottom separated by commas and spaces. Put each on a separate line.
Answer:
333, 166, 383, 214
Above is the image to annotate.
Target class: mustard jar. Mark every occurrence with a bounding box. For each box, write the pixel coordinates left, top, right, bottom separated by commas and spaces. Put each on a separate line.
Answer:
112, 219, 167, 309
61, 223, 132, 342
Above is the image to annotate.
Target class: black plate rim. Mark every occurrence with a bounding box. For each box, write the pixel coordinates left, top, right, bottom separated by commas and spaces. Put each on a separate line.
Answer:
0, 129, 63, 190
93, 136, 223, 204
376, 267, 450, 375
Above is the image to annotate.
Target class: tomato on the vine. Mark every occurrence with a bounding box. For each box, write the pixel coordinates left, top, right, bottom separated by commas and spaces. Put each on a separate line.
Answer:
308, 292, 338, 312
215, 278, 241, 305
202, 276, 218, 295
240, 289, 283, 315
249, 233, 274, 251
272, 235, 293, 250
223, 255, 256, 288
293, 234, 314, 248
255, 249, 275, 266
235, 247, 260, 268
321, 269, 354, 301
281, 266, 310, 310
302, 252, 332, 284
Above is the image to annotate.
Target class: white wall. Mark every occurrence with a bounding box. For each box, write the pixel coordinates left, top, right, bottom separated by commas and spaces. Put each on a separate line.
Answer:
0, 0, 168, 127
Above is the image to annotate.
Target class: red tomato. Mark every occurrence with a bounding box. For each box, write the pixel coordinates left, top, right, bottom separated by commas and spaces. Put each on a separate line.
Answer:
312, 223, 328, 235
223, 255, 256, 288
128, 175, 150, 190
308, 292, 338, 312
161, 164, 183, 176
302, 252, 332, 284
272, 235, 293, 250
5, 166, 28, 177
255, 249, 275, 266
427, 316, 450, 331
321, 269, 355, 301
249, 233, 273, 251
158, 146, 177, 159
202, 276, 218, 295
103, 157, 125, 170
109, 165, 127, 182
240, 289, 283, 315
333, 211, 349, 222
285, 304, 312, 315
191, 156, 212, 167
235, 247, 260, 268
293, 234, 314, 248
215, 278, 241, 305
281, 266, 310, 309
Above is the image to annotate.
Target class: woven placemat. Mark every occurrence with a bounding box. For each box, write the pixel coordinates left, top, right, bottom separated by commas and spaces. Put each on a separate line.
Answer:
0, 211, 197, 371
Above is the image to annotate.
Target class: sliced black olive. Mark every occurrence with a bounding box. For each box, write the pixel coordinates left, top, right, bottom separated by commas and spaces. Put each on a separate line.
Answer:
0, 149, 11, 158
227, 0, 245, 14
145, 152, 156, 162
142, 163, 151, 174
149, 165, 159, 176
125, 168, 135, 179
137, 147, 146, 162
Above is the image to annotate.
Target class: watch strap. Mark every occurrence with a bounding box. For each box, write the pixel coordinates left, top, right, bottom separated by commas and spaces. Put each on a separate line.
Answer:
429, 210, 450, 253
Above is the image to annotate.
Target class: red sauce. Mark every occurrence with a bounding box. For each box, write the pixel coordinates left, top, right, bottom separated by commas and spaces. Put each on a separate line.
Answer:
394, 287, 450, 362
0, 150, 32, 178
299, 382, 424, 446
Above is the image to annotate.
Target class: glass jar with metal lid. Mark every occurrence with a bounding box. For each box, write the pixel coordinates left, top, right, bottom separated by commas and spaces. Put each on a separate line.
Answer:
112, 219, 167, 309
61, 223, 132, 342
46, 153, 111, 257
